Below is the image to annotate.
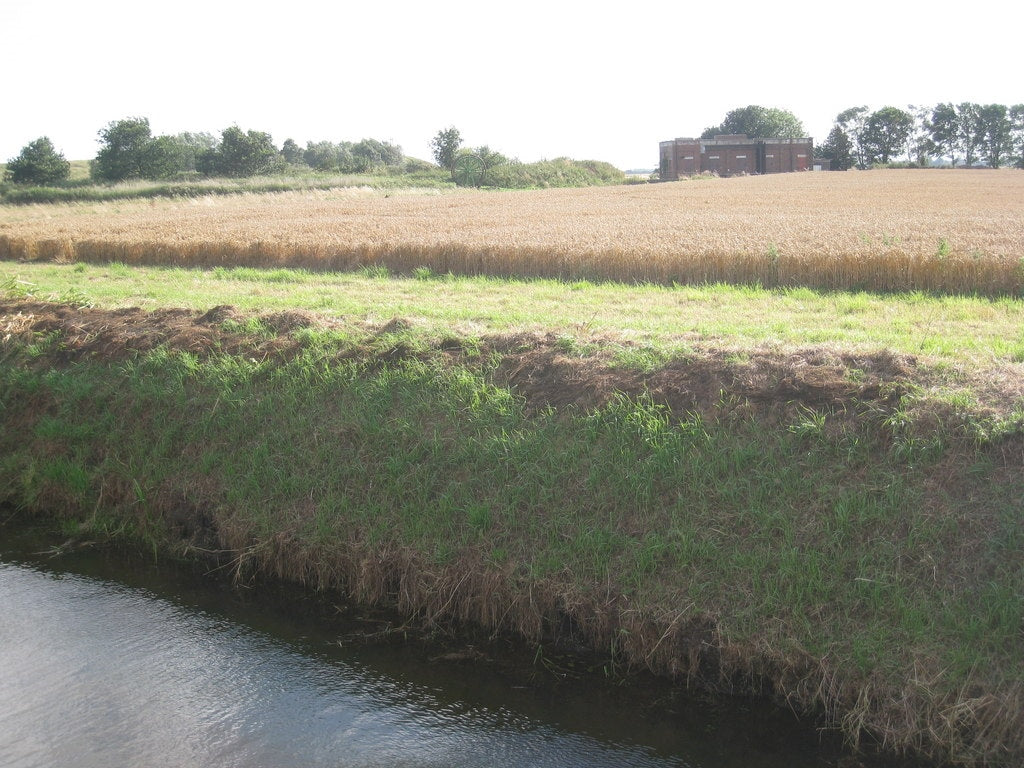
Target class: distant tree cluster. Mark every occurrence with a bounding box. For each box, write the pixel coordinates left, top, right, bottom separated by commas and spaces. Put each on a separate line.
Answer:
818, 103, 1024, 170
2, 117, 408, 186
701, 105, 806, 139
5, 120, 622, 193
296, 137, 403, 173
86, 118, 406, 182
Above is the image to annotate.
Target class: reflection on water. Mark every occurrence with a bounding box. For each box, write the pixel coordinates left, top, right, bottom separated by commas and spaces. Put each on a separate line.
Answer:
0, 531, 852, 768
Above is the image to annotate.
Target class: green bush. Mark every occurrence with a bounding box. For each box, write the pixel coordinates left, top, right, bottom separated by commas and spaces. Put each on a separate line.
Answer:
491, 157, 624, 189
4, 137, 71, 186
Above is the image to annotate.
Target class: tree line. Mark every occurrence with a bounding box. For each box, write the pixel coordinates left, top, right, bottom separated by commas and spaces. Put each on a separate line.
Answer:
11, 104, 1018, 189
676, 103, 1023, 171
3, 117, 407, 185
818, 103, 1024, 170
3, 119, 623, 191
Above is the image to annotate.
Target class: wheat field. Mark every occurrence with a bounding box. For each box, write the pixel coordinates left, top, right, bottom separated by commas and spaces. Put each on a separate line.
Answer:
1, 170, 1022, 295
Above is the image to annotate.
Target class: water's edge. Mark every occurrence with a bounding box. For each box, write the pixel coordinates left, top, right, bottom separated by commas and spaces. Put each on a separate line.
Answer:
0, 519, 901, 768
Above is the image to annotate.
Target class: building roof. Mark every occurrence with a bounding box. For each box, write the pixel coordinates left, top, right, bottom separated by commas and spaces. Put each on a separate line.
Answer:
662, 134, 812, 146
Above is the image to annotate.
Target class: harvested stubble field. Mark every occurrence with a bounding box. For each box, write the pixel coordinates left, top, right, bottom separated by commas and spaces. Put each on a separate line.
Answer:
1, 169, 1023, 295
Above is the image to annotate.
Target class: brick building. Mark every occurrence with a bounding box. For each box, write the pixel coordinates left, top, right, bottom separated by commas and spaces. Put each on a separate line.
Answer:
659, 134, 814, 179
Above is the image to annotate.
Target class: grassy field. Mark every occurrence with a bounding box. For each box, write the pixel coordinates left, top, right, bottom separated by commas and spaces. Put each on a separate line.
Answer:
4, 260, 1024, 368
1, 175, 1023, 766
2, 170, 1023, 295
0, 171, 452, 205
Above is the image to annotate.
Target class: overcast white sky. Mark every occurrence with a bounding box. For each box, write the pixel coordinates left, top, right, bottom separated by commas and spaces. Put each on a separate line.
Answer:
2, 0, 1020, 171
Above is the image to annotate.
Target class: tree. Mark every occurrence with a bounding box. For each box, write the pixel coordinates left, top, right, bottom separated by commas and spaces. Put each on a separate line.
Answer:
956, 103, 984, 166
138, 135, 189, 179
303, 140, 339, 171
4, 136, 70, 185
1011, 104, 1024, 168
170, 132, 217, 174
335, 143, 357, 172
202, 126, 283, 177
861, 106, 914, 165
352, 138, 403, 171
701, 105, 805, 139
430, 127, 462, 179
91, 117, 153, 181
89, 121, 216, 180
929, 103, 961, 166
298, 138, 402, 173
281, 138, 305, 165
977, 103, 1012, 168
817, 126, 854, 170
835, 106, 870, 168
906, 104, 933, 165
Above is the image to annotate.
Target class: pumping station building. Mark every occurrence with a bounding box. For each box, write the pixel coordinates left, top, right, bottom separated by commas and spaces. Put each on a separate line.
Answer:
659, 134, 817, 179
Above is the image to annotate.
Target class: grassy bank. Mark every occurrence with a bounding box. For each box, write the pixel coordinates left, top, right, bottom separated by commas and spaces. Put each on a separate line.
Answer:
1, 282, 1022, 765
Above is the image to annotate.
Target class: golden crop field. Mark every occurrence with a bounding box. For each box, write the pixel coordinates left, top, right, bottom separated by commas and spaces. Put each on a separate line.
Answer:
2, 169, 1022, 295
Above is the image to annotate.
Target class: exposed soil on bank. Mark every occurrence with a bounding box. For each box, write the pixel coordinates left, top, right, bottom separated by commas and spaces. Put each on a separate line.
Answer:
4, 297, 1022, 426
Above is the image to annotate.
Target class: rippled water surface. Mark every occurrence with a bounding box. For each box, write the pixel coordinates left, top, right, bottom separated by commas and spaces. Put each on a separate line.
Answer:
0, 531, 856, 768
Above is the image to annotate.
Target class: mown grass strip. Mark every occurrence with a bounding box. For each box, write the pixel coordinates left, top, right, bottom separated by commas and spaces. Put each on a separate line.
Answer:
4, 262, 1023, 366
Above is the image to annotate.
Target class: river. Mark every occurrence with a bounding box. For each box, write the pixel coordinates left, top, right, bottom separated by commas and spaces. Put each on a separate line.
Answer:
0, 527, 887, 768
